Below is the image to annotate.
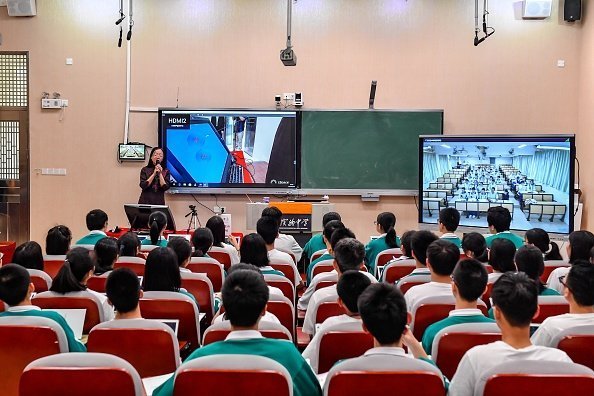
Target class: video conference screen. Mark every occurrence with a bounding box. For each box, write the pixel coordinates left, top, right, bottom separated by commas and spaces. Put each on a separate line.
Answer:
419, 135, 575, 235
159, 110, 298, 190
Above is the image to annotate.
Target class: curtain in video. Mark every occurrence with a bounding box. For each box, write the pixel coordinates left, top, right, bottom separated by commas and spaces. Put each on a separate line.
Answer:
512, 150, 570, 193
423, 153, 452, 185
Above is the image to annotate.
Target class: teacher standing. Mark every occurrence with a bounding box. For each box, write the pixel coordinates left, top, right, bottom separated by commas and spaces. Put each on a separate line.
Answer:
138, 147, 170, 205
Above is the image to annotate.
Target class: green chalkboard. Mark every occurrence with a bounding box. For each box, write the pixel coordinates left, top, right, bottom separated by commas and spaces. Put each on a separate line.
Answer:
300, 110, 443, 192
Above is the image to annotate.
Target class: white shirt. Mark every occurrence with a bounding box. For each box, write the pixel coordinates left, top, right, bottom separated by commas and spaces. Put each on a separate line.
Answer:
488, 272, 503, 284
225, 329, 264, 341
298, 270, 377, 311
268, 249, 301, 285
531, 313, 594, 347
7, 305, 41, 312
213, 311, 281, 325
274, 233, 303, 262
302, 285, 338, 335
302, 314, 362, 373
268, 285, 284, 296
404, 282, 453, 317
449, 341, 572, 396
221, 242, 240, 265
547, 266, 570, 294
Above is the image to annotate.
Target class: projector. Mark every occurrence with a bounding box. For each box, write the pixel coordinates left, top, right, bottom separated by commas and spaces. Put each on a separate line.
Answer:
280, 48, 297, 66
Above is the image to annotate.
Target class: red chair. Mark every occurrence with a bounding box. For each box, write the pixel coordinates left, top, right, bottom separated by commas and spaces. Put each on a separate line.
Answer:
114, 256, 146, 276
87, 319, 180, 378
552, 325, 594, 370
188, 257, 225, 292
202, 321, 292, 345
264, 274, 296, 303
27, 269, 52, 293
270, 262, 299, 286
42, 255, 66, 278
381, 259, 416, 283
19, 353, 145, 396
326, 371, 445, 396
266, 294, 296, 341
482, 282, 495, 308
87, 273, 110, 293
180, 272, 215, 322
533, 296, 569, 324
318, 326, 374, 373
208, 247, 232, 270
397, 275, 431, 294
0, 241, 16, 263
315, 301, 344, 326
541, 260, 570, 283
311, 259, 335, 280
311, 249, 327, 263
374, 248, 403, 276
315, 280, 337, 292
32, 291, 105, 334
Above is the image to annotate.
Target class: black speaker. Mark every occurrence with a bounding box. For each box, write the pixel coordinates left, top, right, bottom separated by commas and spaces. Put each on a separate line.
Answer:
564, 0, 582, 22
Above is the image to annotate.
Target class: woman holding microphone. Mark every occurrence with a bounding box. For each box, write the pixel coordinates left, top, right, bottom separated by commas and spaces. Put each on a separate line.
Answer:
138, 147, 170, 205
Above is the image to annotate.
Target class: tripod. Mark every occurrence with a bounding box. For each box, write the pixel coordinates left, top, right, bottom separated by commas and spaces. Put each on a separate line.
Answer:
185, 205, 200, 232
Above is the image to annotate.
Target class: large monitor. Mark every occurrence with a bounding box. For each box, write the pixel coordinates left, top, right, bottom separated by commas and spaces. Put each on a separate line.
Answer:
124, 204, 176, 232
419, 135, 575, 235
158, 109, 299, 193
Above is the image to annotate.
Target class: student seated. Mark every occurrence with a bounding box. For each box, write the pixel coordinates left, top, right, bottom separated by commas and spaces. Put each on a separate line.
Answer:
167, 237, 193, 273
11, 241, 44, 271
461, 232, 488, 263
257, 216, 301, 286
365, 212, 401, 275
422, 259, 494, 355
484, 207, 523, 248
305, 219, 345, 284
205, 215, 240, 265
404, 239, 460, 317
547, 230, 594, 293
45, 225, 72, 255
0, 264, 86, 352
190, 228, 214, 258
105, 268, 143, 320
487, 238, 517, 283
117, 231, 142, 258
76, 209, 109, 245
141, 211, 168, 247
438, 208, 462, 248
93, 237, 119, 276
525, 228, 563, 261
302, 270, 371, 373
49, 247, 115, 321
261, 206, 304, 262
515, 245, 559, 296
532, 260, 594, 347
303, 211, 341, 263
240, 233, 285, 277
143, 247, 196, 302
153, 269, 322, 396
396, 230, 439, 286
449, 272, 572, 395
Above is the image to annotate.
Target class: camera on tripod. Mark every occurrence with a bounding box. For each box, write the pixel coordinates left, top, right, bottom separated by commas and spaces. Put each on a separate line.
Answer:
189, 205, 196, 211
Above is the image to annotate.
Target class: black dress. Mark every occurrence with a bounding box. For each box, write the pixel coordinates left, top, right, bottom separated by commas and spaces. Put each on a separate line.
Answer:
138, 166, 170, 205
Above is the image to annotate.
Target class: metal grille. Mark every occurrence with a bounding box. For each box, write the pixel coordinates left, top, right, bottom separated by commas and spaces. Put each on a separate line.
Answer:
0, 122, 19, 180
0, 53, 28, 107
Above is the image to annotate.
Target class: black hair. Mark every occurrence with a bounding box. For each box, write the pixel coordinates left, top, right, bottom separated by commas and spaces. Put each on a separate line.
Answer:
86, 209, 108, 232
323, 220, 345, 244
12, 241, 44, 271
106, 268, 141, 313
322, 212, 341, 227
399, 230, 414, 258
168, 237, 193, 267
568, 230, 594, 264
376, 212, 398, 248
486, 207, 512, 233
227, 263, 264, 276
256, 216, 279, 245
118, 232, 141, 257
410, 230, 439, 266
491, 272, 538, 327
221, 269, 269, 327
261, 206, 283, 226
146, 147, 163, 168
45, 225, 72, 255
452, 259, 488, 302
525, 228, 562, 261
515, 245, 546, 294
358, 283, 407, 345
0, 264, 31, 306
205, 215, 227, 247
239, 233, 270, 268
148, 211, 168, 245
337, 270, 371, 313
333, 238, 365, 273
191, 228, 214, 257
426, 239, 460, 276
489, 238, 517, 273
566, 260, 594, 307
329, 227, 356, 250
462, 232, 488, 262
143, 247, 181, 292
439, 208, 461, 232
93, 237, 119, 275
50, 247, 94, 294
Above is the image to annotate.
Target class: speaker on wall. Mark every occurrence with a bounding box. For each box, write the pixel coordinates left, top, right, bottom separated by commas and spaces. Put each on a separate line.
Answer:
522, 0, 552, 19
7, 0, 36, 17
564, 0, 581, 22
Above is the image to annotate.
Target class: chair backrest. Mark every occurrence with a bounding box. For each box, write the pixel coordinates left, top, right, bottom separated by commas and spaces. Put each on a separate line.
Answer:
42, 257, 66, 279
542, 260, 570, 283
315, 280, 337, 292
311, 259, 335, 280
311, 249, 327, 263
0, 241, 17, 263
202, 320, 293, 345
552, 325, 594, 371
375, 248, 403, 271
20, 352, 144, 396
432, 323, 502, 379
180, 272, 215, 322
381, 259, 417, 283
315, 301, 344, 325
0, 316, 68, 396
140, 244, 159, 253
173, 354, 293, 396
187, 257, 225, 292
114, 256, 146, 276
72, 244, 96, 251
32, 291, 104, 334
264, 274, 296, 303
208, 246, 232, 270
534, 296, 569, 324
86, 272, 110, 293
87, 319, 180, 378
481, 282, 495, 308
410, 295, 457, 339
267, 293, 296, 341
270, 262, 298, 286
318, 321, 373, 374
396, 274, 432, 294
139, 291, 201, 351
27, 269, 52, 292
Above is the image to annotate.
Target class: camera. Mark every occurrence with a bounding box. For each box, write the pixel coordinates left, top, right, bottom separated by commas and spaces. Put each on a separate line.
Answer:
189, 205, 196, 211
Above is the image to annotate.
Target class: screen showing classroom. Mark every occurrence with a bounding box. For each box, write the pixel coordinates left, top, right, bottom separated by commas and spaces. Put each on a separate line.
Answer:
159, 110, 298, 190
419, 135, 575, 235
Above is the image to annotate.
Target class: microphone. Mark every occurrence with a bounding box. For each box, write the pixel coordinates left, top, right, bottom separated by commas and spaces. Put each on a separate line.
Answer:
155, 160, 161, 175
127, 25, 133, 41
118, 27, 123, 48
115, 15, 126, 25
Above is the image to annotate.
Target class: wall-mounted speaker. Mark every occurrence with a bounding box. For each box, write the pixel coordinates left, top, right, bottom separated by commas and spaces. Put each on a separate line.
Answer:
7, 0, 36, 17
522, 0, 552, 19
564, 0, 581, 22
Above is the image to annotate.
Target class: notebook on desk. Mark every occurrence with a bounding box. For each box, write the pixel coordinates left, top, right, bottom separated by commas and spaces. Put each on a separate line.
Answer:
46, 308, 86, 340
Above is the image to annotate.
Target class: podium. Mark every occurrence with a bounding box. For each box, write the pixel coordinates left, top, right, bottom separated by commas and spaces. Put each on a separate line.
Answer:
246, 202, 336, 233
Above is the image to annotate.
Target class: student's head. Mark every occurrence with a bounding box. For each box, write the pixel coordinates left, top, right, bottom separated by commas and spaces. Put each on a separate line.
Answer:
410, 230, 439, 266
261, 206, 283, 226
50, 247, 94, 294
488, 238, 517, 273
168, 237, 193, 267
452, 259, 488, 303
86, 209, 108, 231
486, 207, 512, 233
564, 260, 594, 307
256, 216, 279, 245
221, 269, 269, 327
438, 208, 460, 233
568, 230, 594, 264
239, 233, 270, 268
118, 232, 141, 257
45, 225, 72, 255
106, 268, 141, 314
0, 264, 32, 306
143, 247, 181, 292
205, 215, 226, 247
462, 232, 488, 262
323, 220, 345, 246
191, 228, 214, 257
322, 212, 341, 227
515, 245, 545, 292
491, 272, 538, 327
94, 237, 119, 272
358, 283, 408, 346
426, 240, 460, 276
147, 147, 164, 168
11, 241, 44, 271
329, 227, 356, 251
148, 211, 168, 244
333, 238, 365, 273
337, 270, 372, 314
376, 212, 398, 248
525, 228, 562, 261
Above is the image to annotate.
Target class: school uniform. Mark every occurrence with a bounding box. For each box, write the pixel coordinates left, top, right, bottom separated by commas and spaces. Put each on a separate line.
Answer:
487, 272, 503, 284
268, 249, 301, 285
306, 252, 333, 285
547, 266, 570, 294
275, 233, 303, 263
485, 231, 524, 249
364, 234, 401, 274
449, 341, 572, 396
531, 313, 594, 347
404, 282, 453, 318
212, 311, 281, 325
220, 242, 240, 265
440, 233, 462, 248
303, 233, 326, 261
75, 230, 106, 246
260, 266, 286, 277
141, 237, 168, 247
0, 306, 86, 352
540, 287, 561, 296
153, 330, 322, 396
